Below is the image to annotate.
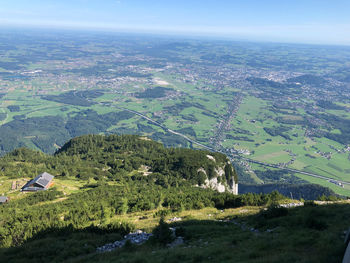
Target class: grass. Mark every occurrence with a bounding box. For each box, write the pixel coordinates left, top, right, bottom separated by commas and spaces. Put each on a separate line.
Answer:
88, 202, 350, 263
0, 176, 92, 201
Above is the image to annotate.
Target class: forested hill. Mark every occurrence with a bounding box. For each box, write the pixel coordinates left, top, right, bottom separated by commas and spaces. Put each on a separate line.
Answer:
0, 134, 284, 251
0, 134, 238, 192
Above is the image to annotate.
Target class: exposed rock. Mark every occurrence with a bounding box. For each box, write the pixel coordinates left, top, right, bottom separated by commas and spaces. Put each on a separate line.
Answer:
206, 155, 216, 162
124, 230, 153, 244
197, 167, 207, 175
229, 181, 239, 195
197, 158, 238, 194
215, 167, 225, 177
279, 202, 303, 208
140, 165, 152, 176
96, 230, 153, 253
167, 217, 182, 222
168, 236, 184, 247
204, 177, 226, 193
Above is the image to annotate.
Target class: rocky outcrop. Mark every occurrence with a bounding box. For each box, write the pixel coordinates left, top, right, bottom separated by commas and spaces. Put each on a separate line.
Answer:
204, 176, 226, 193
96, 230, 152, 253
197, 157, 238, 194
206, 155, 216, 161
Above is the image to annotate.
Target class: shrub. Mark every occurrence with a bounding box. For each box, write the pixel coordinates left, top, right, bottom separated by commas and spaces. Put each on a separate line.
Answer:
304, 200, 317, 207
152, 218, 175, 245
175, 227, 186, 237
154, 209, 172, 218
262, 205, 289, 219
304, 216, 328, 230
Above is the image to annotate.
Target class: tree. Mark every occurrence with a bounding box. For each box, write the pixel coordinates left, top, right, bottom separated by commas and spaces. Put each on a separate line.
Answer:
152, 218, 174, 245
116, 198, 129, 215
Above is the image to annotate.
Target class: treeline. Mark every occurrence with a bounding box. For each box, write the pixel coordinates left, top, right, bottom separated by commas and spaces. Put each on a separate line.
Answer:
317, 100, 344, 110
0, 113, 6, 122
287, 74, 328, 87
63, 67, 152, 78
0, 105, 194, 155
226, 134, 254, 142
65, 110, 134, 138
247, 77, 301, 100
254, 169, 306, 184
135, 86, 173, 99
7, 105, 20, 112
309, 112, 350, 145
263, 127, 291, 140
0, 181, 285, 248
239, 183, 338, 200
247, 77, 299, 90
0, 115, 69, 155
164, 101, 193, 115
0, 110, 134, 155
43, 90, 104, 107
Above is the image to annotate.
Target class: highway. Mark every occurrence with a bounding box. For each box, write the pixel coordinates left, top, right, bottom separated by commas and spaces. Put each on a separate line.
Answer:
237, 156, 350, 185
105, 102, 350, 186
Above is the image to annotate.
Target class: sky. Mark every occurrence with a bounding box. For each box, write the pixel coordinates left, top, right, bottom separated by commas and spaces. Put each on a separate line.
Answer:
0, 0, 349, 45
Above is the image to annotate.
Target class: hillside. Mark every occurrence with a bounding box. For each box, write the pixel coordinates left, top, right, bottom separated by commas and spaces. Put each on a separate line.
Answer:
0, 134, 238, 194
0, 134, 348, 262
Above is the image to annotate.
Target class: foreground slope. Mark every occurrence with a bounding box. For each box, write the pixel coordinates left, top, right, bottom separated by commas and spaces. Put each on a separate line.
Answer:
81, 203, 350, 263
1, 203, 349, 263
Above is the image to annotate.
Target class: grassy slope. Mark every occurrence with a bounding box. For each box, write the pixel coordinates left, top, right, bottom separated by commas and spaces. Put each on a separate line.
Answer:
74, 202, 350, 263
1, 203, 349, 263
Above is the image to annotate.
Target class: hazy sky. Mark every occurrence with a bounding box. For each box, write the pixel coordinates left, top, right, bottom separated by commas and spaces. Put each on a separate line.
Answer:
1, 0, 349, 45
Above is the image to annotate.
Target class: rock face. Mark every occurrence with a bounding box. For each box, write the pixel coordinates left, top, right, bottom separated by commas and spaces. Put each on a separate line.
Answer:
96, 230, 153, 253
229, 179, 239, 195
198, 157, 238, 194
206, 155, 216, 161
204, 176, 226, 193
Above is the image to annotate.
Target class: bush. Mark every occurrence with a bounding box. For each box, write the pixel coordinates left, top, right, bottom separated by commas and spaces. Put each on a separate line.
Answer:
304, 216, 328, 230
175, 227, 186, 237
304, 200, 317, 207
262, 205, 289, 219
152, 218, 175, 245
123, 239, 136, 252
85, 221, 135, 235
154, 209, 172, 218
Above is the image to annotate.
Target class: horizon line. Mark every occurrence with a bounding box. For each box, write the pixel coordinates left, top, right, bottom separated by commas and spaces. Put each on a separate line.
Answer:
1, 23, 350, 48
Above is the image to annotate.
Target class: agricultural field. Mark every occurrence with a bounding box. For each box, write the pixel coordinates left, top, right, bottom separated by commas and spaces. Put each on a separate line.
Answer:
1, 29, 350, 195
